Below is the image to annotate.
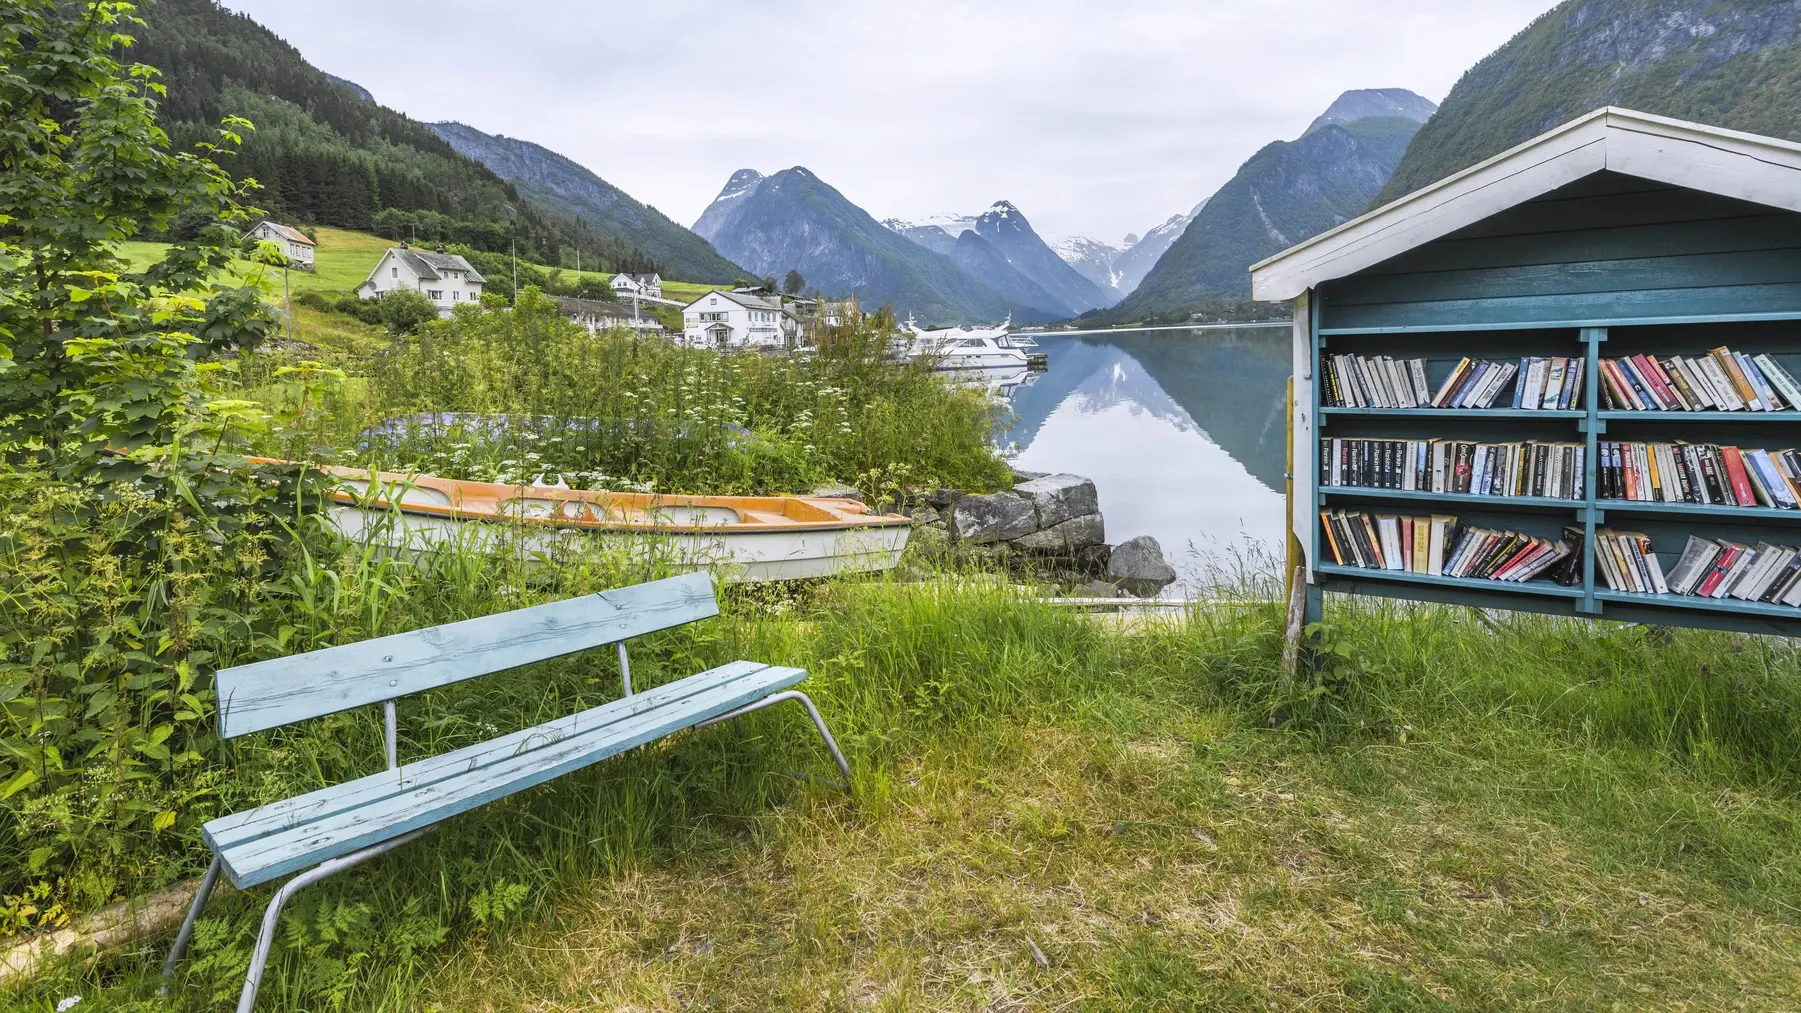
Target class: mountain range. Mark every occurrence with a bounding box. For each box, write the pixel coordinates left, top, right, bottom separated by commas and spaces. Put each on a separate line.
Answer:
1049, 204, 1203, 301
1100, 88, 1435, 322
886, 201, 1111, 316
1376, 0, 1801, 206
426, 122, 746, 283
693, 168, 1043, 324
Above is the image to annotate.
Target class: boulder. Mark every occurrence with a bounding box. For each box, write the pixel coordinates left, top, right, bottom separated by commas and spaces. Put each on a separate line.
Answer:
1013, 473, 1099, 529
1078, 542, 1113, 576
1011, 467, 1049, 483
1107, 535, 1177, 597
950, 492, 1036, 544
811, 484, 863, 502
924, 487, 961, 510
909, 504, 941, 526
1010, 512, 1105, 553
1081, 579, 1131, 599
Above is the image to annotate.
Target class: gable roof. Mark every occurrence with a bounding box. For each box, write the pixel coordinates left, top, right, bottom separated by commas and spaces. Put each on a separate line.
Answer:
682, 289, 781, 312
1250, 107, 1801, 302
392, 248, 487, 284
251, 221, 315, 246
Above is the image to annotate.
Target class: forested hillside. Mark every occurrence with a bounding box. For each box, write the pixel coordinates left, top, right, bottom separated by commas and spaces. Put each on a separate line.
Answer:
132, 0, 642, 269
1377, 0, 1801, 205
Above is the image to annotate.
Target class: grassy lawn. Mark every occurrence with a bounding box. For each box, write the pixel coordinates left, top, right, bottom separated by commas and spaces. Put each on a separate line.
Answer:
39, 580, 1800, 1011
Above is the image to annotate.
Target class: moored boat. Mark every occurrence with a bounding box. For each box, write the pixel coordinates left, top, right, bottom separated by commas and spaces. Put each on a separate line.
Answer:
315, 465, 913, 582
901, 314, 1032, 369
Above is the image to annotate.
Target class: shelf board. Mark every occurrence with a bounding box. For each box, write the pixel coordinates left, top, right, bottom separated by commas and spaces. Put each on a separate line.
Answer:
1321, 487, 1581, 510
1595, 499, 1801, 521
1315, 563, 1585, 599
1321, 407, 1585, 419
1595, 588, 1801, 619
1597, 410, 1801, 422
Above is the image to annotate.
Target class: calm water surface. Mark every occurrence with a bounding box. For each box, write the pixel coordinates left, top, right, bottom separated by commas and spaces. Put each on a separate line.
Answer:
996, 326, 1291, 590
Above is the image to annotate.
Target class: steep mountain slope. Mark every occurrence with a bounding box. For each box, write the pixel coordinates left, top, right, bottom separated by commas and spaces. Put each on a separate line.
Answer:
1307, 88, 1439, 133
428, 122, 746, 283
1110, 205, 1201, 296
969, 202, 1110, 314
951, 231, 1067, 317
1052, 235, 1124, 293
131, 0, 576, 263
692, 168, 1048, 324
1103, 90, 1434, 320
887, 202, 1110, 315
1378, 0, 1801, 205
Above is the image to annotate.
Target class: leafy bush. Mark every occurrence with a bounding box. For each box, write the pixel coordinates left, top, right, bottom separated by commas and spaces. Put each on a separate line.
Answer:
375, 288, 439, 334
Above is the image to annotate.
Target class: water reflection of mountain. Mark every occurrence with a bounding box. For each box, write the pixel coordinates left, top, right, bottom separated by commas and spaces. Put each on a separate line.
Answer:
1002, 328, 1290, 490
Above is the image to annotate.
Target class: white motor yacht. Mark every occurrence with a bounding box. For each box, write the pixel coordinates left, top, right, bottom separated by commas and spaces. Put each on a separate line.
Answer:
903, 314, 1030, 370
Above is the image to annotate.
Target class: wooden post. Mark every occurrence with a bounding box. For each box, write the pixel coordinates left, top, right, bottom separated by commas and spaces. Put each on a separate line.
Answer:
1282, 375, 1312, 678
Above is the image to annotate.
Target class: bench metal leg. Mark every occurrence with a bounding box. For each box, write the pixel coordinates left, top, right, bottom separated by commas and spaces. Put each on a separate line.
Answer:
236, 829, 426, 1013
159, 854, 224, 992
696, 690, 852, 789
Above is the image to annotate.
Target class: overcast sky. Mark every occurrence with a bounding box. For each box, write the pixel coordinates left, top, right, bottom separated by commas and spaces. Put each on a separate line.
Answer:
223, 0, 1558, 246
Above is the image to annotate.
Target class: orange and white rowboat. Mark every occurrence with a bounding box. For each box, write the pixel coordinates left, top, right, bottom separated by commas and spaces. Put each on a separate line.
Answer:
319, 465, 912, 582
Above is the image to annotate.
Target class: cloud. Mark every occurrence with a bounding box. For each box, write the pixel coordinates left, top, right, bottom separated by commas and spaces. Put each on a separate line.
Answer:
223, 0, 1557, 244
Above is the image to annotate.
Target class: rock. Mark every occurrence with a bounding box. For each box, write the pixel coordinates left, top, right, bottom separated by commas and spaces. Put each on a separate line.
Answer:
924, 487, 961, 509
811, 484, 863, 502
1078, 542, 1113, 576
1011, 467, 1049, 483
950, 492, 1036, 544
909, 504, 941, 526
1107, 535, 1177, 597
1011, 512, 1105, 553
1012, 473, 1099, 529
1082, 579, 1130, 599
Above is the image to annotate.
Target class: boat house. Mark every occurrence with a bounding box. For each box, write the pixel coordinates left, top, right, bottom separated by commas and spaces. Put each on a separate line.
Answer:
1253, 107, 1801, 635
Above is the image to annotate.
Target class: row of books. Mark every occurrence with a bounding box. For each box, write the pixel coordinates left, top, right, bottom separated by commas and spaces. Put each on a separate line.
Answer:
1320, 510, 1575, 583
1322, 355, 1431, 408
1600, 531, 1801, 607
1598, 442, 1801, 509
1322, 438, 1586, 500
1599, 347, 1801, 413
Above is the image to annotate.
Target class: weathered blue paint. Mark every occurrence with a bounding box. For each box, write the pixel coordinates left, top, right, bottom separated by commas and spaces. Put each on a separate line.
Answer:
217, 571, 718, 739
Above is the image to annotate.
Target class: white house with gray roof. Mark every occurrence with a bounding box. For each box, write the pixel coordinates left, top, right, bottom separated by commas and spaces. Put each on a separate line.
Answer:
610, 272, 662, 299
356, 244, 486, 316
244, 221, 315, 270
681, 290, 797, 349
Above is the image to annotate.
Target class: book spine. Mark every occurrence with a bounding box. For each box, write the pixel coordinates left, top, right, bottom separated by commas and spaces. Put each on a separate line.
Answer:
1721, 446, 1758, 506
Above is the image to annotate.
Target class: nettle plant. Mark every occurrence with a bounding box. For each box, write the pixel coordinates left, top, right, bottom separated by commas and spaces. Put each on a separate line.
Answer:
0, 1, 327, 924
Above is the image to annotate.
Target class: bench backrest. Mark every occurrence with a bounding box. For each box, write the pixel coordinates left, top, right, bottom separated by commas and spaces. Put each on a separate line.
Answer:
216, 571, 718, 739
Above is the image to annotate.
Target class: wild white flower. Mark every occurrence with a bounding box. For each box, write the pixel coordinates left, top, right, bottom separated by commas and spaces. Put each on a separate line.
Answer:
56, 998, 82, 1012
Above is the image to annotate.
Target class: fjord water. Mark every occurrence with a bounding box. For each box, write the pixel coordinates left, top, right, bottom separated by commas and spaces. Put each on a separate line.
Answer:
998, 326, 1291, 590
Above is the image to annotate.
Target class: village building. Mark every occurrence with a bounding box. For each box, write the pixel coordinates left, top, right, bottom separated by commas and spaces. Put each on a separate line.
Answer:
681, 290, 798, 349
609, 272, 663, 299
356, 243, 485, 317
244, 221, 315, 270
554, 296, 665, 334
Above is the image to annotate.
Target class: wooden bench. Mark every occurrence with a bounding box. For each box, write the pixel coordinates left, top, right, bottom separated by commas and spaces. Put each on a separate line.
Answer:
161, 571, 849, 1012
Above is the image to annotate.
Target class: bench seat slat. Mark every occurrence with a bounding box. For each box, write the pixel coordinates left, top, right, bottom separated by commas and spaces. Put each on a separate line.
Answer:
204, 660, 769, 851
209, 662, 806, 889
216, 572, 718, 739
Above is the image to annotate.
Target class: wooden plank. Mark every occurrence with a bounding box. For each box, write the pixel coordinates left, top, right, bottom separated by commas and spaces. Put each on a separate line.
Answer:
216, 572, 719, 739
1428, 183, 1768, 244
1321, 281, 1801, 332
1357, 212, 1798, 278
1330, 247, 1801, 308
211, 663, 808, 888
205, 659, 770, 850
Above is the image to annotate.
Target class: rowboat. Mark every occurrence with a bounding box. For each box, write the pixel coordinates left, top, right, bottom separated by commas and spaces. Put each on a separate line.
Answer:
316, 465, 913, 582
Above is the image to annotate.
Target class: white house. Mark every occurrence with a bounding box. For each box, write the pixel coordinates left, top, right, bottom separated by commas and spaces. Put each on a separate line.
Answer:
554, 296, 665, 334
356, 244, 485, 317
609, 272, 662, 299
682, 290, 795, 349
244, 221, 315, 270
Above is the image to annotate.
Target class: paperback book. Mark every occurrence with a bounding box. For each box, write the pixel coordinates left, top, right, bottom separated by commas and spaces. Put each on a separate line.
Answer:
1598, 347, 1801, 412
1596, 441, 1801, 509
1320, 509, 1572, 583
1598, 531, 1801, 606
1322, 437, 1585, 500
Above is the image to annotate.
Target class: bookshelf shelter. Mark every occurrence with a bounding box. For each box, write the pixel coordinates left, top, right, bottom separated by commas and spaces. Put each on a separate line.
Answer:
1252, 108, 1801, 636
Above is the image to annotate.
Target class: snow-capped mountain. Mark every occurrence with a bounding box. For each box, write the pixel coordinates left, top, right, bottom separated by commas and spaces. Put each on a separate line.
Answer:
1050, 235, 1124, 294
1110, 204, 1201, 296
1046, 203, 1203, 302
885, 201, 1109, 316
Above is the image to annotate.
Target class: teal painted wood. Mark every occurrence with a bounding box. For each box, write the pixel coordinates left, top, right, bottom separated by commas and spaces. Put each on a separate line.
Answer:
207, 661, 807, 888
1594, 589, 1801, 620
1598, 501, 1801, 521
1320, 488, 1581, 510
216, 572, 719, 739
1319, 407, 1586, 420
1330, 248, 1801, 309
1597, 410, 1801, 422
1580, 328, 1604, 614
1321, 309, 1801, 335
1361, 214, 1801, 278
1321, 282, 1801, 333
204, 658, 768, 850
1312, 564, 1585, 599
